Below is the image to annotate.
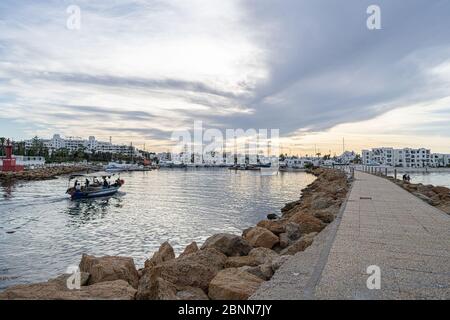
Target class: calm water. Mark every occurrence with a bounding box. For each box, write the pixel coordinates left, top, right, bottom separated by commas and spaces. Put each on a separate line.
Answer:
0, 168, 315, 289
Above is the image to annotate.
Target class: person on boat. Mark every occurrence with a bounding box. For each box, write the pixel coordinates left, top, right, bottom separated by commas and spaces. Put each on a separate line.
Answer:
85, 178, 90, 189
75, 182, 81, 191
103, 177, 109, 188
73, 179, 78, 188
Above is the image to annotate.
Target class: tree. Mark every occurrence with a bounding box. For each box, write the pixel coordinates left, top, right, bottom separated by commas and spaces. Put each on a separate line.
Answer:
0, 137, 5, 156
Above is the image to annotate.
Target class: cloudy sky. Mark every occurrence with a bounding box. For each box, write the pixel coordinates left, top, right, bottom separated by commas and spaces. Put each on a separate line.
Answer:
1, 0, 450, 154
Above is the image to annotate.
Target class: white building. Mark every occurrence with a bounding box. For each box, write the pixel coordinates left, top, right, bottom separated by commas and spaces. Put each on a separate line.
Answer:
362, 147, 449, 168
24, 134, 140, 156
282, 156, 320, 168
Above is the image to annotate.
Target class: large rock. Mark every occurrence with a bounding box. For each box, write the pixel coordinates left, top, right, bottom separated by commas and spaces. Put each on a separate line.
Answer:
176, 287, 209, 300
179, 241, 199, 258
248, 247, 278, 265
280, 233, 317, 255
0, 279, 136, 300
208, 268, 264, 300
136, 274, 178, 300
256, 220, 286, 235
288, 212, 325, 235
137, 248, 227, 298
225, 247, 278, 268
310, 193, 335, 210
201, 233, 252, 257
79, 254, 140, 288
313, 209, 336, 223
285, 222, 301, 240
225, 255, 258, 268
145, 241, 175, 268
243, 227, 279, 249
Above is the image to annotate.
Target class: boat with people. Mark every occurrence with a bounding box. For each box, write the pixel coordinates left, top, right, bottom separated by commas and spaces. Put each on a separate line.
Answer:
66, 172, 124, 200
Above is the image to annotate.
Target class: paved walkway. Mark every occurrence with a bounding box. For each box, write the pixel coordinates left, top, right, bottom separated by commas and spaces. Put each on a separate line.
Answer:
252, 171, 450, 299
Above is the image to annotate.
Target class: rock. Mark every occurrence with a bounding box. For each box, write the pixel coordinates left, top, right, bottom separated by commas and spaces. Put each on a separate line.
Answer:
144, 241, 175, 268
225, 247, 278, 268
137, 276, 177, 300
288, 212, 325, 235
257, 219, 286, 235
432, 186, 450, 196
279, 233, 290, 248
208, 268, 264, 300
79, 254, 140, 289
201, 233, 252, 257
311, 194, 335, 210
313, 210, 335, 223
243, 227, 279, 249
271, 255, 291, 272
0, 279, 136, 300
137, 248, 227, 297
225, 256, 258, 268
280, 232, 317, 255
176, 287, 209, 300
267, 213, 280, 220
285, 222, 301, 240
243, 263, 274, 281
179, 241, 199, 258
248, 247, 278, 265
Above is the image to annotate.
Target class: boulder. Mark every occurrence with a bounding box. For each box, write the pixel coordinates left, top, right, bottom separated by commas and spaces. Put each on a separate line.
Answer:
285, 222, 301, 240
280, 233, 317, 255
288, 212, 325, 235
248, 247, 279, 265
225, 247, 278, 268
243, 227, 279, 249
256, 220, 285, 235
311, 194, 335, 210
201, 233, 252, 257
144, 241, 175, 268
179, 241, 199, 258
208, 268, 264, 300
176, 287, 209, 300
79, 254, 140, 288
0, 279, 136, 300
225, 255, 258, 268
242, 263, 274, 281
279, 233, 290, 248
432, 186, 450, 196
137, 248, 227, 297
313, 209, 336, 223
267, 213, 280, 220
271, 255, 291, 272
136, 276, 177, 300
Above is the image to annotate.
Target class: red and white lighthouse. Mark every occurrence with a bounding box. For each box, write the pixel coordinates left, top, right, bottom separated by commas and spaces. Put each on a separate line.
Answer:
1, 139, 24, 172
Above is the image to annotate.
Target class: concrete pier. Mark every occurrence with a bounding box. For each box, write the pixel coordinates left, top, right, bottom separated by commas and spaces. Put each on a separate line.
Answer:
252, 171, 450, 300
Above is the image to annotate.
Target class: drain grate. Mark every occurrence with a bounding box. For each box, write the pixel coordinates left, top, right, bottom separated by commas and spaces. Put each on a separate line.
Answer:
360, 197, 372, 200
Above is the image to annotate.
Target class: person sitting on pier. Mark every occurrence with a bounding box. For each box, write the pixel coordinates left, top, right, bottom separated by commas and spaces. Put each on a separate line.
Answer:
402, 174, 407, 181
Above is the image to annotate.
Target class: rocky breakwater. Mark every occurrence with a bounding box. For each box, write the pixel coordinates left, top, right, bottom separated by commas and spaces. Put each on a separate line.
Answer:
0, 168, 351, 300
389, 178, 450, 214
0, 165, 98, 183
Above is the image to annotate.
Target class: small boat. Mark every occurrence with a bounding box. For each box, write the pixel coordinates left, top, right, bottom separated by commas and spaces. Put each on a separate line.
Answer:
66, 172, 124, 200
105, 162, 142, 172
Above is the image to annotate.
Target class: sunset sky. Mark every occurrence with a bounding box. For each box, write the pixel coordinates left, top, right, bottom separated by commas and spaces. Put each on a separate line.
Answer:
1, 0, 450, 155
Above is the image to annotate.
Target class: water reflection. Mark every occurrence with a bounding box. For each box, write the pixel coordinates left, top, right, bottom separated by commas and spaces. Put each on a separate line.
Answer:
0, 169, 315, 289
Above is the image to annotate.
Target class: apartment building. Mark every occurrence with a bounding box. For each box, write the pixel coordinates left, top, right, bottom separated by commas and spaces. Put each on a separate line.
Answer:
362, 147, 449, 168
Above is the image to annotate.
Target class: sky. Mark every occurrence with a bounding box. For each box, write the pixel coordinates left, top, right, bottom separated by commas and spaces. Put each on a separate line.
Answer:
0, 0, 450, 155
